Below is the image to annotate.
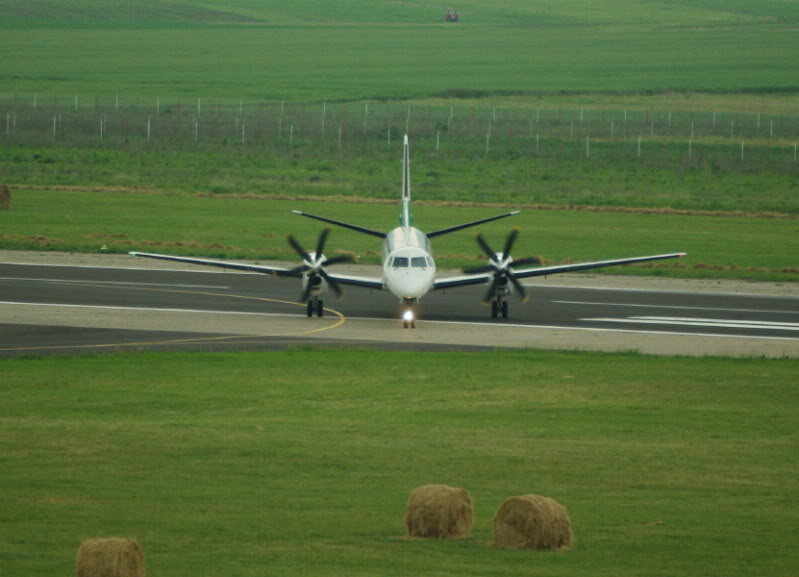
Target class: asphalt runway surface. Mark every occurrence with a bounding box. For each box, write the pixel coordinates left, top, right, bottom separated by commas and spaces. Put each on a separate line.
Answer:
1, 260, 798, 357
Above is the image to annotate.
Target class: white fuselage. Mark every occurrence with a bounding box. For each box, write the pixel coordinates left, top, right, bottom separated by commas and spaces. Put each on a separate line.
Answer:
382, 226, 436, 301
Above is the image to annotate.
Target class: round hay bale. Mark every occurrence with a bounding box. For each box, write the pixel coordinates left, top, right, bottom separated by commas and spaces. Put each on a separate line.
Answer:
0, 184, 10, 210
76, 537, 144, 577
405, 484, 473, 539
493, 495, 572, 550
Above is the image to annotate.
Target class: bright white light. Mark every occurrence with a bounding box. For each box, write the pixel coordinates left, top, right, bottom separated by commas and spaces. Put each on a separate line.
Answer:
402, 310, 414, 322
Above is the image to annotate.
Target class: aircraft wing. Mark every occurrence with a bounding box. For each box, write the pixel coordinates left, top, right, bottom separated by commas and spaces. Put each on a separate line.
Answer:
322, 272, 385, 290
511, 252, 687, 280
433, 252, 686, 290
129, 251, 291, 275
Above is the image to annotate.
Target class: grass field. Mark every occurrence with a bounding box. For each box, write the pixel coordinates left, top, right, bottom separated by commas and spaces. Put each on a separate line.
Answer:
1, 350, 797, 577
2, 186, 798, 282
1, 1, 798, 100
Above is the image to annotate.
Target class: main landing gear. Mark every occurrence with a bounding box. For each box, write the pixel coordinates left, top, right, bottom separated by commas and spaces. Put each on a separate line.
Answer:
306, 298, 324, 318
491, 298, 509, 319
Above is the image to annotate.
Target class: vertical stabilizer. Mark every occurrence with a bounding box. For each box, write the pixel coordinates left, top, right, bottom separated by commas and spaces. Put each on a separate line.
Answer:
401, 135, 412, 227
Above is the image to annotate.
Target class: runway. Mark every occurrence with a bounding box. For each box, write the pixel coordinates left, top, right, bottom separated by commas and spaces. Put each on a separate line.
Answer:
1, 258, 797, 357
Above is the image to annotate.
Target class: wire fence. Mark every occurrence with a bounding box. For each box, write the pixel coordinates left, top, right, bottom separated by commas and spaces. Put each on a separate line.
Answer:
2, 96, 798, 169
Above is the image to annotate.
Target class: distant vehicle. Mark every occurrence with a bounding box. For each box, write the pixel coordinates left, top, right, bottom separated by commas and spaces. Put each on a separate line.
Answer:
131, 136, 686, 328
445, 9, 460, 22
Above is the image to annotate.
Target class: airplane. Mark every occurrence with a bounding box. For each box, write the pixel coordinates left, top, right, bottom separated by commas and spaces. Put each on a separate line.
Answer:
131, 135, 686, 328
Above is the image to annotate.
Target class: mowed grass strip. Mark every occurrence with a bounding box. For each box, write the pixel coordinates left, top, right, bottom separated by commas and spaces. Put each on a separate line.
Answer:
1, 187, 797, 282
0, 350, 797, 576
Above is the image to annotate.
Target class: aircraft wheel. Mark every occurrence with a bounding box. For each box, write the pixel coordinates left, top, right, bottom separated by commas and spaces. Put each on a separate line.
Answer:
403, 320, 409, 329
501, 300, 509, 319
306, 301, 313, 317
491, 301, 498, 319
316, 300, 324, 317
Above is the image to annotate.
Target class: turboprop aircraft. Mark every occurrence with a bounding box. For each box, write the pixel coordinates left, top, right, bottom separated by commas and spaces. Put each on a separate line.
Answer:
131, 135, 685, 328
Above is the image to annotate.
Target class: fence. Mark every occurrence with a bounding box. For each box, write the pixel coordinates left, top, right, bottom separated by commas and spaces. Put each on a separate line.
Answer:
2, 95, 798, 168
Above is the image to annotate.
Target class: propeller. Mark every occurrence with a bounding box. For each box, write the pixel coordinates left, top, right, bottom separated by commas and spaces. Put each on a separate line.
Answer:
463, 229, 540, 303
279, 228, 354, 302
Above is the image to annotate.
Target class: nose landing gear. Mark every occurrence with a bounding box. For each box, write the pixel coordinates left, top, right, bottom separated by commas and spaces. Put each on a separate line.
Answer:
402, 299, 417, 329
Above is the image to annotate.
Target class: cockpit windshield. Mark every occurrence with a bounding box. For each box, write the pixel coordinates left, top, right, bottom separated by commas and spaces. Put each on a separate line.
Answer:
411, 257, 428, 268
391, 256, 432, 268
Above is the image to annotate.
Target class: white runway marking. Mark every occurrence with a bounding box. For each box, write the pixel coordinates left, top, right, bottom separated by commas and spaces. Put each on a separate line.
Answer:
0, 277, 230, 289
0, 261, 255, 274
0, 301, 292, 317
346, 316, 799, 341
556, 300, 799, 315
583, 316, 799, 332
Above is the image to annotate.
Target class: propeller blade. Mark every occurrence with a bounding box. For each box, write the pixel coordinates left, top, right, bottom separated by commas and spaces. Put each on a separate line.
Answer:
314, 228, 330, 260
463, 264, 497, 275
508, 256, 541, 268
299, 272, 317, 303
321, 254, 355, 267
502, 229, 519, 261
475, 234, 499, 263
287, 234, 312, 263
507, 272, 528, 302
318, 269, 343, 299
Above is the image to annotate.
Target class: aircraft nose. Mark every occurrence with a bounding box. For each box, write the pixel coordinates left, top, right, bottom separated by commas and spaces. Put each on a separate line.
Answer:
389, 268, 434, 298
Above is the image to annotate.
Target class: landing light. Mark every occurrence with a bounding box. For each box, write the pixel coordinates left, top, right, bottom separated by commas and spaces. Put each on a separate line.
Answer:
403, 310, 414, 322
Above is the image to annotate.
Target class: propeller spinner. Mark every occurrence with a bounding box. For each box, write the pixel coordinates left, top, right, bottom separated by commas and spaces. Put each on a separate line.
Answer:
279, 228, 354, 302
463, 229, 540, 303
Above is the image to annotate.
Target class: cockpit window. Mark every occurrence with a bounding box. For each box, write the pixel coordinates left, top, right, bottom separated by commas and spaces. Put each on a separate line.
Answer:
392, 257, 409, 268
411, 257, 427, 268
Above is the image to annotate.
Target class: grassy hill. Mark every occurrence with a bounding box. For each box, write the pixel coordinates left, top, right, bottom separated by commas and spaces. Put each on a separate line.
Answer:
0, 1, 798, 100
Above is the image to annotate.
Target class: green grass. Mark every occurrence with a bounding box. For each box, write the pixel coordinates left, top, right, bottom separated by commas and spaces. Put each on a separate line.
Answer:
1, 142, 798, 216
1, 1, 798, 100
1, 349, 797, 577
1, 186, 797, 282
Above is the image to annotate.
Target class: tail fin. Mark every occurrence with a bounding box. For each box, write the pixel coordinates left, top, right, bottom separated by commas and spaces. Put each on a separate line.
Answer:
400, 135, 412, 227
